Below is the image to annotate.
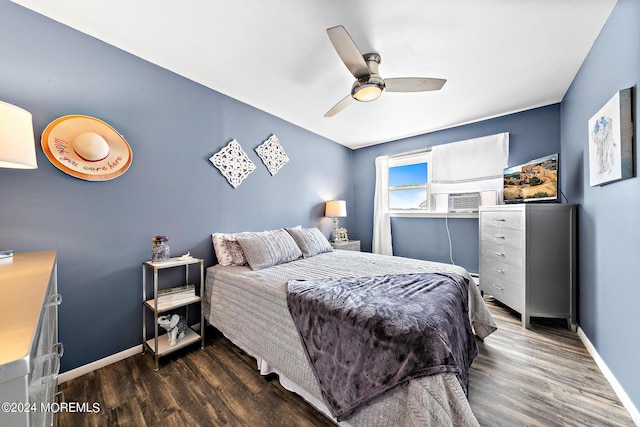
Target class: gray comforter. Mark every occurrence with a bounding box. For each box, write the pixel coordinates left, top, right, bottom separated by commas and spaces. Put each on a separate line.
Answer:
287, 272, 478, 421
204, 250, 496, 426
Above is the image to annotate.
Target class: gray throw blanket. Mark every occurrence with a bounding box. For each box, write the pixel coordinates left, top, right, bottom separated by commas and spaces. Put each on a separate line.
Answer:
287, 272, 478, 421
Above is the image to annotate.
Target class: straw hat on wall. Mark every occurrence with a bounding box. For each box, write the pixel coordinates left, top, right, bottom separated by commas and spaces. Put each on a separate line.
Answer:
41, 115, 132, 181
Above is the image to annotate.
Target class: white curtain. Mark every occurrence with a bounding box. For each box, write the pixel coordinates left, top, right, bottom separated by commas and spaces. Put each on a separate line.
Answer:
431, 132, 509, 194
372, 156, 393, 255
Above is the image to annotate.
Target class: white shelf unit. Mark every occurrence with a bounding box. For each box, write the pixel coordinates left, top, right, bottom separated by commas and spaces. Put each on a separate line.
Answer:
142, 257, 205, 371
144, 328, 201, 357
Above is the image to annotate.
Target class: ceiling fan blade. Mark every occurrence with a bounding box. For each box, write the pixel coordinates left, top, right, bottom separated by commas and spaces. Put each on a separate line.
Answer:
324, 95, 354, 118
327, 26, 370, 80
384, 77, 446, 92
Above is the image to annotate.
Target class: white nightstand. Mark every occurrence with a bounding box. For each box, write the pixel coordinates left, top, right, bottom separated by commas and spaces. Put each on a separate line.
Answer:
330, 240, 360, 251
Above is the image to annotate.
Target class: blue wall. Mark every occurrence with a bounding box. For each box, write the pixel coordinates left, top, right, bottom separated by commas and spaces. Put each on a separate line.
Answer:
351, 105, 562, 273
561, 0, 639, 411
2, 0, 638, 414
0, 1, 353, 372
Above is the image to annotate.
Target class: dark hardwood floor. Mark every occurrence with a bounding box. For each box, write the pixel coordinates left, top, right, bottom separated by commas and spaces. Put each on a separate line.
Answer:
58, 300, 635, 426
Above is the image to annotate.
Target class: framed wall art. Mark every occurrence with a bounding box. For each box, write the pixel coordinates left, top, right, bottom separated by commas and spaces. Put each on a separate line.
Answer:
588, 88, 634, 186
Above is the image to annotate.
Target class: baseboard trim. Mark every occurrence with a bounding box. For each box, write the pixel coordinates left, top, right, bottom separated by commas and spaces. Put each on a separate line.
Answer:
57, 345, 143, 384
57, 324, 202, 384
577, 327, 640, 426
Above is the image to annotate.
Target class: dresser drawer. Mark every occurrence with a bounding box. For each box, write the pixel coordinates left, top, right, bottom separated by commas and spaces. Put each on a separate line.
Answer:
480, 272, 524, 312
481, 256, 524, 288
481, 210, 524, 231
481, 241, 524, 268
480, 226, 524, 250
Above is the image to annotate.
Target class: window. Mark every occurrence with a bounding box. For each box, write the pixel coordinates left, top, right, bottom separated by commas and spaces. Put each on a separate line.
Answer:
388, 152, 431, 211
385, 133, 509, 216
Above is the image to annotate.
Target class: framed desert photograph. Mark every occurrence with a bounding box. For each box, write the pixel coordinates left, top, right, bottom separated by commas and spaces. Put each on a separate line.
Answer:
588, 88, 634, 186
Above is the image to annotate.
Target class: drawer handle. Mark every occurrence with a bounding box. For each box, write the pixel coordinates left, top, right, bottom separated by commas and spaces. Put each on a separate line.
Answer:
48, 293, 62, 307
493, 267, 505, 274
494, 251, 505, 257
41, 354, 61, 385
41, 371, 58, 385
492, 283, 504, 291
40, 342, 64, 385
494, 218, 507, 222
55, 342, 65, 358
495, 235, 506, 240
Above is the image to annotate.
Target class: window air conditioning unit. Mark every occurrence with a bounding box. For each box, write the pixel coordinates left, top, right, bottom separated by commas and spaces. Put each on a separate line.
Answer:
448, 192, 480, 212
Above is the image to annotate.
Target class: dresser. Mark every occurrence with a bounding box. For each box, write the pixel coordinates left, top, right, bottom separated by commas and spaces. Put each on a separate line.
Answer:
479, 204, 576, 330
0, 251, 62, 427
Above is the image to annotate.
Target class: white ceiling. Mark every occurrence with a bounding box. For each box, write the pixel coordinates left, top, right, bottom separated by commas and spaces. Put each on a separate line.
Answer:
11, 0, 617, 149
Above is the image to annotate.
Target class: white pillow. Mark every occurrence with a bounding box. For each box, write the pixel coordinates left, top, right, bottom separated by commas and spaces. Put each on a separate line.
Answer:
212, 233, 250, 266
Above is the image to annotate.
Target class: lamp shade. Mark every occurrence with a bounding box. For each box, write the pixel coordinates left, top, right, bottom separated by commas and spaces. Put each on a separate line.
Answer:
325, 200, 347, 217
0, 100, 37, 169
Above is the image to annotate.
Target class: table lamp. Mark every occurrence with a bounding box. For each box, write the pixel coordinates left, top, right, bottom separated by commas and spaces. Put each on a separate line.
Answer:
325, 200, 347, 242
0, 100, 38, 258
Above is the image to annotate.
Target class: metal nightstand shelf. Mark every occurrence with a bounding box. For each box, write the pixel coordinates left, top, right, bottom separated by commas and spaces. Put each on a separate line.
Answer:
142, 257, 205, 371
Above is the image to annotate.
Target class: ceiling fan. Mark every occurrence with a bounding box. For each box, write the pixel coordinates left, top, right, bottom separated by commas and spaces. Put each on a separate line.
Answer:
324, 25, 447, 117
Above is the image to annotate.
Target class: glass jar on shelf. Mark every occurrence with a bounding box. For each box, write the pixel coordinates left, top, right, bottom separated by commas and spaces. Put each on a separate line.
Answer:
151, 235, 170, 262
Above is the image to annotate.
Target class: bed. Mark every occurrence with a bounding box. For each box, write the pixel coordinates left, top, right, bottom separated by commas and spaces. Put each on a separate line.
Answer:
204, 227, 496, 426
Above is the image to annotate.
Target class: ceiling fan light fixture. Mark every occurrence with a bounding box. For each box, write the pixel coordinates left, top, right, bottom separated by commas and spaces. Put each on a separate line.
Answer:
325, 26, 445, 117
352, 81, 384, 102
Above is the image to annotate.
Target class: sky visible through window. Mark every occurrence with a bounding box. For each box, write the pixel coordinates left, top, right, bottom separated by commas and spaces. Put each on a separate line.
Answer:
389, 163, 428, 209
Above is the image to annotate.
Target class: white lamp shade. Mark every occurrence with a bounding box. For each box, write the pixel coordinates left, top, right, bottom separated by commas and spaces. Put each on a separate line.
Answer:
0, 100, 37, 169
325, 200, 347, 217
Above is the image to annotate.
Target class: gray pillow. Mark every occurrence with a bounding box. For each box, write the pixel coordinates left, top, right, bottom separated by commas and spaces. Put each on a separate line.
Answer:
236, 229, 302, 270
286, 227, 333, 258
